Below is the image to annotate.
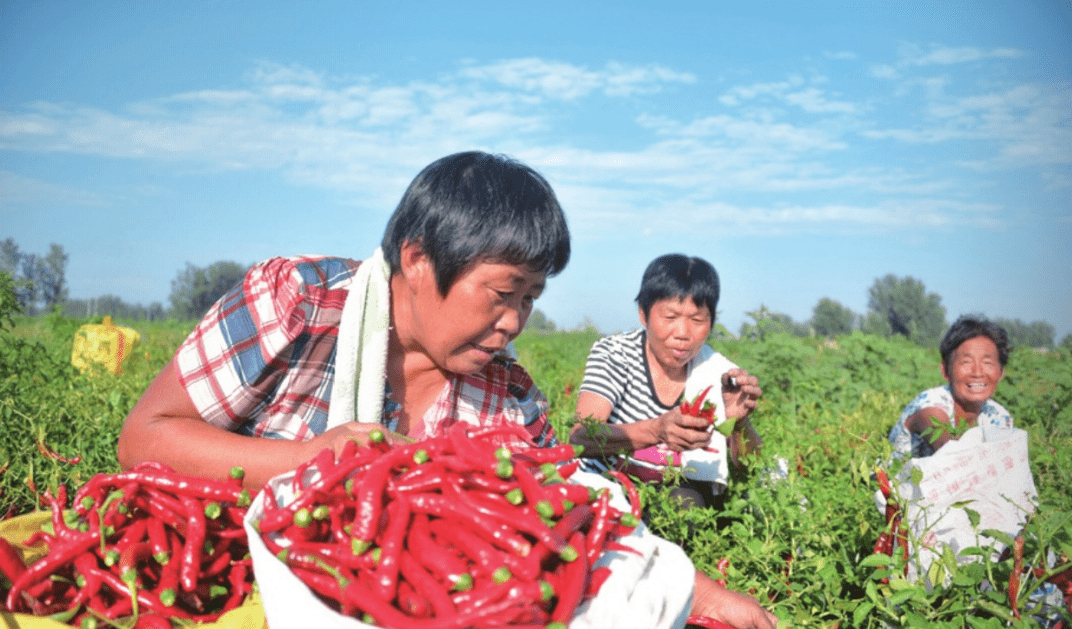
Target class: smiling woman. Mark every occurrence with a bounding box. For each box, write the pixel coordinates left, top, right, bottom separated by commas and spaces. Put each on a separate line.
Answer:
888, 315, 1014, 459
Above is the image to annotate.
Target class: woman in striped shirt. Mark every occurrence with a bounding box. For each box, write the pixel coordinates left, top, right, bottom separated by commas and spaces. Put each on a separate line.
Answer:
569, 254, 763, 510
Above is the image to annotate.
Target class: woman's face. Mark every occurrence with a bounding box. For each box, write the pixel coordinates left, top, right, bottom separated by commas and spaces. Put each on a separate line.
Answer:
406, 253, 545, 376
640, 296, 712, 376
941, 335, 1004, 411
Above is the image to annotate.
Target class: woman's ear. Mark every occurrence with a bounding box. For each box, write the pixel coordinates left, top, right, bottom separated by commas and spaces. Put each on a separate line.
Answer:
637, 306, 648, 329
398, 240, 432, 290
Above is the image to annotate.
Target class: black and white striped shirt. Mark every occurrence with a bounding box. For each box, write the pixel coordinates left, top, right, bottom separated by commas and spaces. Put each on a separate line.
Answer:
577, 329, 737, 474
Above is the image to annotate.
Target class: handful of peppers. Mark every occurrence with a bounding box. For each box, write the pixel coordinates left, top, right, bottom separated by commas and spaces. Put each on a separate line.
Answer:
253, 422, 642, 628
0, 463, 254, 627
681, 385, 736, 437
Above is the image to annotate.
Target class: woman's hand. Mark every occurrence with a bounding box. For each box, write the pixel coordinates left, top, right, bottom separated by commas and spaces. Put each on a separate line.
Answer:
655, 407, 715, 453
722, 368, 761, 420
692, 569, 779, 629
301, 422, 411, 461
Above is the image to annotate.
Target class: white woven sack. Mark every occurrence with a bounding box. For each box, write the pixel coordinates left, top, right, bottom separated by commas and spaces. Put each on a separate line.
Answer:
244, 468, 694, 629
895, 426, 1037, 584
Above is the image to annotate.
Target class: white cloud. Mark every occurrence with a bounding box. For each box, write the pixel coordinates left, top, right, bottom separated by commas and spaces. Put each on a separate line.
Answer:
718, 77, 857, 115
1, 51, 1066, 241
901, 44, 1024, 66
457, 58, 694, 100
869, 64, 900, 80
785, 87, 857, 114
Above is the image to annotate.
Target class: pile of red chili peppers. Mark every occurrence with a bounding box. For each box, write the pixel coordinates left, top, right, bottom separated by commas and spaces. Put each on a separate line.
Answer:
0, 462, 254, 627
254, 423, 642, 628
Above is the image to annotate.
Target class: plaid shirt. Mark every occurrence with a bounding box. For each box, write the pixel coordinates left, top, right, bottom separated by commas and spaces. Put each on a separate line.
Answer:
175, 255, 556, 447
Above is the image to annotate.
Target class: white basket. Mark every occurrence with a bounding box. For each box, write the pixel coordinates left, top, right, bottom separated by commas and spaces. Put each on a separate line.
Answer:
243, 469, 694, 629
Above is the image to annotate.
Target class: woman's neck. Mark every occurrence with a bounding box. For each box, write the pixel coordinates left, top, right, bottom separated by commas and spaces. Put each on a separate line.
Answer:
950, 396, 983, 427
386, 274, 450, 435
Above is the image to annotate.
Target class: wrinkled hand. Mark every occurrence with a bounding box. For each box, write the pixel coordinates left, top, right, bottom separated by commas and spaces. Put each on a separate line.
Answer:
692, 570, 779, 629
301, 422, 409, 462
655, 408, 713, 453
722, 368, 762, 420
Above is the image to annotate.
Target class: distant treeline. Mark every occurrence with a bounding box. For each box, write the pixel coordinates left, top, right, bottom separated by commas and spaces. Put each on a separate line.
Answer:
3, 238, 1068, 349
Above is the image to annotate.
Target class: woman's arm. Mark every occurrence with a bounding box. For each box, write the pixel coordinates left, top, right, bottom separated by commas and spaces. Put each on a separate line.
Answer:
117, 358, 387, 491
691, 569, 778, 628
568, 391, 713, 456
903, 406, 956, 452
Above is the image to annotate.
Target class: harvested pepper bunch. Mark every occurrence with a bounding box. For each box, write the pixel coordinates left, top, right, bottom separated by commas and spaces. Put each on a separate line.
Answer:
1, 462, 254, 626
681, 385, 738, 438
254, 422, 642, 628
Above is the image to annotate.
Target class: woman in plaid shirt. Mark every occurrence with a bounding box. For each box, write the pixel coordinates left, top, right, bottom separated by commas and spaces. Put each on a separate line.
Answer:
117, 151, 570, 490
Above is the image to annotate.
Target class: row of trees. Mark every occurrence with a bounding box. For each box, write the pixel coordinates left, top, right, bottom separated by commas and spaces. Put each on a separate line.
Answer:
739, 273, 1064, 349
2, 238, 248, 322
2, 238, 1067, 349
1, 239, 69, 316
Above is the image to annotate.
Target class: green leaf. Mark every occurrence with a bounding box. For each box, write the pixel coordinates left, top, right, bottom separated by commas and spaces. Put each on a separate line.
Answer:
981, 529, 1015, 548
860, 553, 893, 568
853, 602, 875, 626
888, 586, 922, 605
963, 507, 981, 529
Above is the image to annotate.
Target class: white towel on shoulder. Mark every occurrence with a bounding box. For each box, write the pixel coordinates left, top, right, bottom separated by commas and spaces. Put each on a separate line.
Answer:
326, 247, 392, 431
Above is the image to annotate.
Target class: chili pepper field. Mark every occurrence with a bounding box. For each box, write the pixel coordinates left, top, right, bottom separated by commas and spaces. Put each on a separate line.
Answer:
2, 311, 1070, 628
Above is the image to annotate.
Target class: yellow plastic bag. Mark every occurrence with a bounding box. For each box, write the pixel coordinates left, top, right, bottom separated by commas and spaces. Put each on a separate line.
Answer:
70, 316, 141, 375
0, 512, 267, 629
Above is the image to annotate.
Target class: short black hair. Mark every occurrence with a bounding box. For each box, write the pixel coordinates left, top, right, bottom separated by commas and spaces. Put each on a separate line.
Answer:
939, 316, 1011, 371
635, 254, 720, 321
382, 151, 571, 295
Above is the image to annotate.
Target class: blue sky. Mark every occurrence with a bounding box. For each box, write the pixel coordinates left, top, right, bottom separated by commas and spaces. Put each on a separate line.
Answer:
2, 0, 1070, 340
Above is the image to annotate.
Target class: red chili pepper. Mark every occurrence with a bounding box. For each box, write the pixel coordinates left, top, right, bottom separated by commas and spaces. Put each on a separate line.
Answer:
154, 532, 183, 607
511, 443, 583, 465
552, 503, 594, 540
427, 516, 515, 581
680, 385, 713, 417
36, 438, 83, 465
447, 482, 568, 555
223, 559, 253, 612
0, 535, 28, 584
5, 529, 101, 612
549, 531, 589, 623
406, 513, 474, 589
372, 496, 411, 602
408, 492, 532, 557
105, 469, 246, 505
351, 442, 425, 551
875, 468, 892, 497
178, 494, 206, 592
586, 565, 612, 598
118, 541, 155, 587
608, 469, 642, 522
343, 576, 526, 629
400, 550, 458, 618
716, 557, 730, 577
1009, 534, 1024, 619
